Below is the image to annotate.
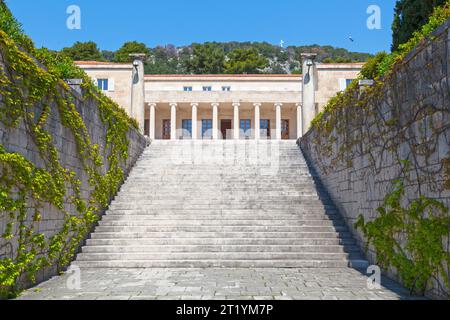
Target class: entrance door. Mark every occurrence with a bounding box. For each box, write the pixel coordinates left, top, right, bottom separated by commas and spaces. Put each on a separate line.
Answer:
260, 119, 270, 139
162, 120, 171, 140
221, 120, 232, 140
281, 120, 289, 140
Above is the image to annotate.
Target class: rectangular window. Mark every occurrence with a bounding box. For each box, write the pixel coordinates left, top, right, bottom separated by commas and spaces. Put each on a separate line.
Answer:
183, 86, 193, 92
222, 86, 231, 92
260, 119, 271, 138
202, 119, 213, 139
203, 86, 212, 92
182, 119, 192, 138
240, 119, 251, 139
97, 79, 109, 91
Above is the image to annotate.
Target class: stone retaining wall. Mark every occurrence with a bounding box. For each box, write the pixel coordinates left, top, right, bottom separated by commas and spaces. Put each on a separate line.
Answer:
0, 57, 148, 288
299, 19, 450, 299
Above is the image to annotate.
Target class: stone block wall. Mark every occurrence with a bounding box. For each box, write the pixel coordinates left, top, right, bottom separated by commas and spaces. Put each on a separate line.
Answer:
0, 58, 148, 288
299, 19, 449, 298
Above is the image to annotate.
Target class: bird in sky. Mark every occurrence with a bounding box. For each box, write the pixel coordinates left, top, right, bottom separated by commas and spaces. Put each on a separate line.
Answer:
349, 36, 355, 42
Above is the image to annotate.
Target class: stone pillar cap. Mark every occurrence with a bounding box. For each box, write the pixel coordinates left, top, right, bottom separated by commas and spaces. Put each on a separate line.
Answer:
129, 53, 147, 60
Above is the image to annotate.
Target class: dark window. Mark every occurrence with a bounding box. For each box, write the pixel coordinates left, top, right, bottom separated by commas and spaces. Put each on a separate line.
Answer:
183, 86, 193, 92
182, 119, 192, 138
202, 119, 213, 138
203, 86, 212, 92
260, 119, 270, 138
240, 119, 251, 139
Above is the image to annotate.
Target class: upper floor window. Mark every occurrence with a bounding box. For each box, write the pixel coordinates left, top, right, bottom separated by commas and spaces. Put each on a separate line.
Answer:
184, 86, 193, 92
203, 86, 212, 92
222, 86, 231, 92
339, 78, 355, 91
97, 79, 109, 91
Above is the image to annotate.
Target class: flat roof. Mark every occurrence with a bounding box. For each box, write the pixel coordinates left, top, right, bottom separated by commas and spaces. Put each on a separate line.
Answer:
74, 61, 132, 66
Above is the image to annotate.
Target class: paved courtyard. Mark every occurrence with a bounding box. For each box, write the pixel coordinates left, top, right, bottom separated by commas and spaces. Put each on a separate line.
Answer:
17, 267, 424, 300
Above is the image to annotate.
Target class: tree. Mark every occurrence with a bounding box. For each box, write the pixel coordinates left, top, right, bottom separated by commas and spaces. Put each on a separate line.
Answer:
60, 41, 104, 61
184, 43, 225, 74
391, 0, 446, 51
224, 48, 269, 74
101, 50, 115, 62
145, 45, 179, 74
114, 41, 150, 63
359, 52, 388, 79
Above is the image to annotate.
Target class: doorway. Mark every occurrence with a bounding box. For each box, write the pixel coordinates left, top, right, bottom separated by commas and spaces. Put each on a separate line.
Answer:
221, 120, 232, 140
281, 120, 289, 140
162, 120, 171, 140
260, 119, 271, 139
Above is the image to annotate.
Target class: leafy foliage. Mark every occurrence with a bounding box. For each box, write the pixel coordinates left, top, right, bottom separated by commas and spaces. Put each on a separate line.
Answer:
0, 3, 138, 298
224, 48, 269, 74
59, 38, 372, 75
355, 177, 450, 295
184, 43, 225, 74
392, 0, 446, 51
114, 41, 150, 63
359, 52, 388, 80
61, 41, 104, 61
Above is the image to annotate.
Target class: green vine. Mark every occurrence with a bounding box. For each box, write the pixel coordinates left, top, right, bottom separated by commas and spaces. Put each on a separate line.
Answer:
301, 2, 450, 298
0, 3, 140, 299
355, 175, 450, 296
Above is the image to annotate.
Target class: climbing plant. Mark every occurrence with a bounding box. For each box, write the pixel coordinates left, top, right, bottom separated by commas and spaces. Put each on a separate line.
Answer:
0, 3, 139, 298
355, 172, 450, 295
302, 2, 450, 297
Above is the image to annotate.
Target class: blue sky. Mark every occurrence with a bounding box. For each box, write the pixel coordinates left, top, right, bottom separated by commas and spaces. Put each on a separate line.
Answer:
7, 0, 397, 54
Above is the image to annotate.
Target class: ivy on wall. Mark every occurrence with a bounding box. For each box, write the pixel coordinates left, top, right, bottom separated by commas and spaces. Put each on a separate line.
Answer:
303, 3, 450, 297
0, 5, 139, 298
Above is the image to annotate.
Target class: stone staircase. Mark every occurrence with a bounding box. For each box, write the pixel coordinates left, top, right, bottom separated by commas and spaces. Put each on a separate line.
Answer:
75, 140, 368, 269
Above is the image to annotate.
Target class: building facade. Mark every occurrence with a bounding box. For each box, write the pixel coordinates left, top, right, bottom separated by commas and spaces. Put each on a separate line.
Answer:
75, 59, 363, 140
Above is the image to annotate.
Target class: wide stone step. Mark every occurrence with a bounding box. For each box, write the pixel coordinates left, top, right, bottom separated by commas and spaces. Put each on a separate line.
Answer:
98, 219, 344, 227
108, 204, 333, 210
101, 215, 342, 223
102, 211, 340, 218
76, 252, 353, 261
72, 260, 358, 268
112, 196, 321, 202
90, 231, 353, 239
94, 225, 347, 233
82, 244, 360, 254
86, 238, 357, 246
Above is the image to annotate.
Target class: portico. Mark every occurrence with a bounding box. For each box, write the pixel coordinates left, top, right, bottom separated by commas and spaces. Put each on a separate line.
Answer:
75, 60, 364, 139
145, 101, 301, 140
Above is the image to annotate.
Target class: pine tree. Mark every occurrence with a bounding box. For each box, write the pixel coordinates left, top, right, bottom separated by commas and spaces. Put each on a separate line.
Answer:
391, 0, 446, 51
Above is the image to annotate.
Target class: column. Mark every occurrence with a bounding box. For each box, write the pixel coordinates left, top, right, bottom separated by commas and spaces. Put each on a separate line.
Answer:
149, 103, 156, 140
170, 103, 177, 140
212, 103, 219, 140
191, 103, 198, 140
254, 103, 261, 140
233, 103, 240, 140
301, 53, 317, 135
296, 103, 302, 140
130, 53, 146, 134
275, 103, 282, 140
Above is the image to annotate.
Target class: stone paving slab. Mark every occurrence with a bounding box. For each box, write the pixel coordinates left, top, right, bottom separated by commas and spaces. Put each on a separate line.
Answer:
16, 267, 425, 300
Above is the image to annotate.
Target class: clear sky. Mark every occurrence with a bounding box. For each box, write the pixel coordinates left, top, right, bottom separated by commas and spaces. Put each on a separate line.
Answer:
7, 0, 397, 54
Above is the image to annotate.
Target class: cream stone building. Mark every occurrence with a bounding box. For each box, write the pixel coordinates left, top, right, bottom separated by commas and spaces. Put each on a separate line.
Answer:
75, 57, 363, 140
